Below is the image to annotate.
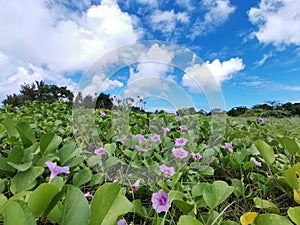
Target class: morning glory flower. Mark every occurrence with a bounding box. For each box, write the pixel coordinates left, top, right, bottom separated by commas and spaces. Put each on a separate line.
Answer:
172, 147, 188, 159
100, 111, 106, 116
159, 164, 175, 177
191, 152, 203, 160
221, 142, 233, 152
45, 161, 70, 180
175, 116, 181, 121
117, 137, 125, 144
136, 134, 146, 143
15, 106, 20, 110
94, 147, 106, 155
258, 118, 264, 123
84, 192, 93, 201
118, 219, 127, 225
179, 125, 188, 131
250, 157, 262, 167
151, 134, 161, 142
131, 179, 140, 191
151, 189, 170, 213
162, 127, 170, 132
175, 137, 187, 146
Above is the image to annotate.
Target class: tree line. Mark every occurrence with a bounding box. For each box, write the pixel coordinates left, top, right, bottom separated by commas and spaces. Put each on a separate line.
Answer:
2, 81, 300, 117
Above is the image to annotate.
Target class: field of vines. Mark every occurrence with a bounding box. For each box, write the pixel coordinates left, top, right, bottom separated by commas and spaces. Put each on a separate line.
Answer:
0, 100, 300, 225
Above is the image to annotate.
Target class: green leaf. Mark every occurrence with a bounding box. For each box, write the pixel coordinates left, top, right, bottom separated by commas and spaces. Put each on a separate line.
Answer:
40, 133, 62, 157
278, 137, 300, 155
0, 157, 15, 173
4, 200, 36, 225
288, 206, 300, 224
254, 140, 275, 165
28, 183, 60, 217
285, 163, 300, 190
2, 118, 19, 138
230, 178, 245, 198
254, 197, 279, 214
72, 167, 92, 187
104, 143, 116, 155
10, 167, 44, 194
57, 141, 80, 165
203, 180, 234, 210
192, 183, 210, 198
60, 186, 90, 225
221, 220, 240, 225
177, 215, 203, 225
15, 121, 35, 147
89, 183, 132, 225
252, 214, 293, 225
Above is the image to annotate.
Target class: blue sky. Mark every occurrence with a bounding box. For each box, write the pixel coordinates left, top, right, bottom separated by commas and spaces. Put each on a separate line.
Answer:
0, 0, 300, 112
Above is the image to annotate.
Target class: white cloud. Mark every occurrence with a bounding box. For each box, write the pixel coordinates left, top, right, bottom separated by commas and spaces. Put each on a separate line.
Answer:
189, 0, 235, 39
256, 52, 273, 66
123, 44, 175, 96
81, 74, 124, 97
150, 9, 189, 33
0, 0, 139, 102
248, 0, 300, 46
182, 58, 245, 92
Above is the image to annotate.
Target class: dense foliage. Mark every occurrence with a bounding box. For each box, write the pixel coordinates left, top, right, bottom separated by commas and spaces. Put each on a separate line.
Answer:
0, 100, 300, 225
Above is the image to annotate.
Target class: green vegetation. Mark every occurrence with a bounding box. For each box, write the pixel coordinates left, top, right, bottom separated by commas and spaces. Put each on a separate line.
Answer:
0, 100, 300, 225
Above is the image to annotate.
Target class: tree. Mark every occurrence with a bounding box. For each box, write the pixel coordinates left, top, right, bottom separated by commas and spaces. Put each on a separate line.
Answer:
227, 106, 248, 117
2, 80, 73, 107
95, 93, 113, 109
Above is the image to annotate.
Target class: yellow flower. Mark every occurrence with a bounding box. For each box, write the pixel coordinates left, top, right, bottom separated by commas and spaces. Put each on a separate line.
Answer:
240, 212, 259, 225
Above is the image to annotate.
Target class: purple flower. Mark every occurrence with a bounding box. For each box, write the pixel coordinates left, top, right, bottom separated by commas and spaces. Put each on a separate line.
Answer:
45, 161, 70, 180
131, 179, 140, 191
159, 164, 175, 177
151, 134, 161, 142
231, 121, 236, 125
162, 127, 170, 132
136, 146, 147, 154
172, 147, 188, 159
258, 118, 264, 123
274, 154, 279, 159
100, 111, 106, 117
191, 152, 202, 160
250, 157, 262, 167
94, 147, 106, 155
15, 106, 20, 110
175, 116, 181, 121
134, 123, 139, 127
136, 134, 146, 143
84, 192, 93, 201
221, 142, 233, 152
179, 125, 188, 131
268, 137, 274, 142
117, 137, 125, 144
118, 219, 127, 225
151, 189, 170, 213
175, 137, 187, 146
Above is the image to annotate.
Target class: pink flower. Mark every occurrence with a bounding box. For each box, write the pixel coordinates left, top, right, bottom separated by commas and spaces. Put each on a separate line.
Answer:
94, 147, 106, 155
175, 116, 181, 121
45, 161, 70, 180
118, 219, 127, 225
151, 134, 161, 142
172, 147, 188, 159
175, 137, 187, 146
162, 127, 170, 132
159, 164, 175, 177
136, 146, 147, 154
84, 192, 93, 201
100, 111, 106, 116
221, 142, 233, 152
136, 134, 146, 143
191, 152, 202, 160
179, 125, 188, 131
131, 179, 140, 191
117, 137, 125, 144
250, 157, 262, 167
258, 118, 264, 123
151, 189, 170, 213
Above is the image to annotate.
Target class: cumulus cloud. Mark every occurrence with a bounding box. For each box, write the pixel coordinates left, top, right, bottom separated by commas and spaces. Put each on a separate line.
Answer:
123, 44, 175, 96
248, 0, 300, 46
0, 0, 138, 101
182, 58, 245, 92
189, 0, 235, 39
150, 9, 189, 33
